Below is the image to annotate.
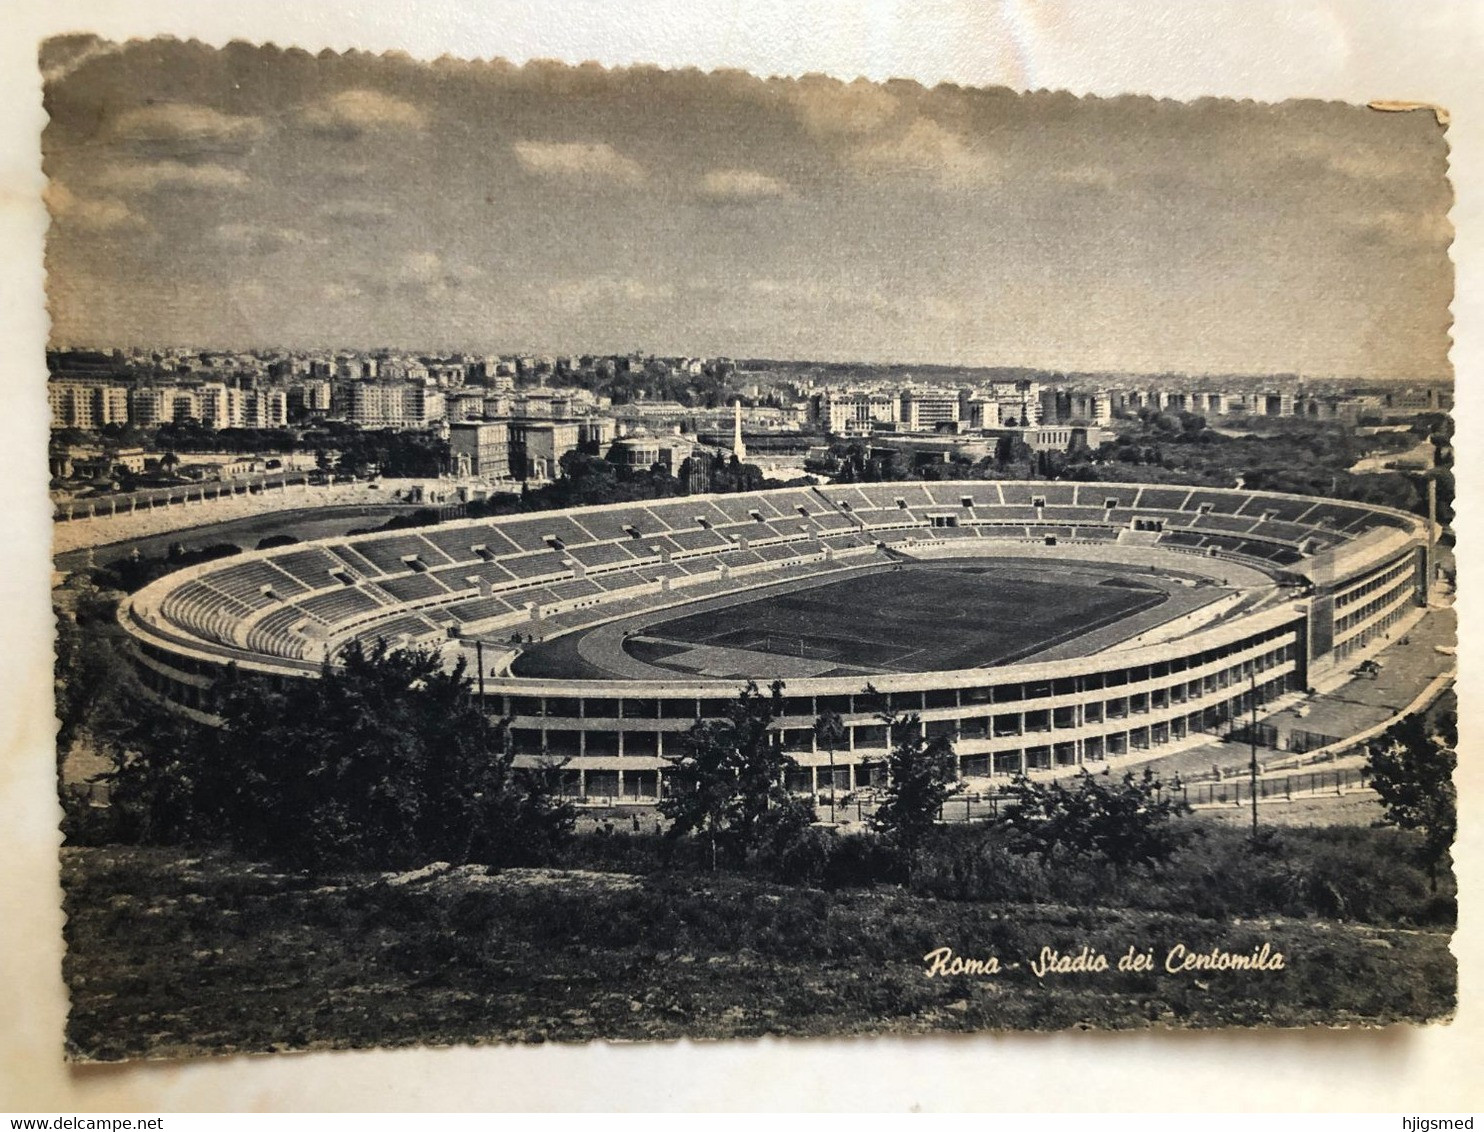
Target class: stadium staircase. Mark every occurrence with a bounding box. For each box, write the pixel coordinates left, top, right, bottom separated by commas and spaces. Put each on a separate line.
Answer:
1116, 528, 1164, 547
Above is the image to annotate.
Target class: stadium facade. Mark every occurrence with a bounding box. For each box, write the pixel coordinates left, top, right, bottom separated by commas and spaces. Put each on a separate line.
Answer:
119, 481, 1431, 801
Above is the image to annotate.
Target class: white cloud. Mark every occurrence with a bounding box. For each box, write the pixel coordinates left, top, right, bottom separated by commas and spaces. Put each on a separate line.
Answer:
302, 89, 427, 135
215, 223, 324, 253
96, 160, 249, 192
45, 183, 144, 232
847, 118, 1000, 188
512, 141, 645, 185
699, 168, 789, 201
1275, 134, 1430, 184
319, 200, 395, 226
548, 276, 673, 309
788, 79, 899, 137
111, 103, 265, 146
40, 35, 121, 83
783, 79, 999, 191
350, 252, 489, 300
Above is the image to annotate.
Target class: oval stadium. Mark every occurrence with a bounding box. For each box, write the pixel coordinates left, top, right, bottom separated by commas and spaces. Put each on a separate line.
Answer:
119, 481, 1433, 802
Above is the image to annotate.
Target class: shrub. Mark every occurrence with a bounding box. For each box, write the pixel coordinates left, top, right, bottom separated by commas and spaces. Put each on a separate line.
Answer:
1001, 767, 1192, 874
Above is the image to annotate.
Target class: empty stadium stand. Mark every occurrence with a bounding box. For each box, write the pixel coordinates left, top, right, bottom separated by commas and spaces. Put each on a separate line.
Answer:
122, 481, 1426, 677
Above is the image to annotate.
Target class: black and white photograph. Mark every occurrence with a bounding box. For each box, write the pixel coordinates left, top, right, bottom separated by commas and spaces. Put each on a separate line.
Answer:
21, 5, 1469, 1093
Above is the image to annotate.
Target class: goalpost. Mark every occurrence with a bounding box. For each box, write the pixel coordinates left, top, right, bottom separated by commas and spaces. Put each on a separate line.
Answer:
761, 632, 809, 657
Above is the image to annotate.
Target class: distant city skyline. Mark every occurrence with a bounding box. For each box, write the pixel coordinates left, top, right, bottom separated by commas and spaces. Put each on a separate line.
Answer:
42, 37, 1454, 380
47, 343, 1453, 387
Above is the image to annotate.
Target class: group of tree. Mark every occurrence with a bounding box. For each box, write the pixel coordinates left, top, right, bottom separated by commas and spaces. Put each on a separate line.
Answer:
54, 581, 143, 772
658, 680, 798, 871
685, 452, 773, 495
101, 640, 574, 872
865, 697, 960, 865
655, 679, 965, 877
72, 627, 1200, 884
94, 541, 244, 593
307, 425, 450, 479
154, 422, 303, 456
1002, 767, 1193, 874
551, 360, 738, 409
455, 451, 783, 524
1364, 707, 1457, 892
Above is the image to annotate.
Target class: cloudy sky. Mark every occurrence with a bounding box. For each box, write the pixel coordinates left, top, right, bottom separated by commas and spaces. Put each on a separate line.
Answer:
41, 36, 1452, 378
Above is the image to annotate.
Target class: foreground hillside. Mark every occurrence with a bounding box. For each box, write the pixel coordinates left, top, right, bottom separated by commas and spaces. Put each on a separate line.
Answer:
62, 846, 1454, 1061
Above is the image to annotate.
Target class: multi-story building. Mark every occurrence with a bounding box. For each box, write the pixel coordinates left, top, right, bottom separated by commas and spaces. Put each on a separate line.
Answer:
605, 427, 697, 475
1387, 386, 1452, 414
1190, 392, 1229, 416
349, 382, 404, 428
482, 393, 515, 419
507, 418, 581, 480
899, 389, 962, 431
967, 381, 1041, 429
1039, 390, 1113, 427
127, 385, 172, 427
1262, 392, 1296, 417
126, 385, 201, 426
447, 391, 487, 421
578, 417, 616, 451
988, 380, 1042, 425
197, 382, 238, 429
810, 390, 899, 435
426, 363, 467, 388
412, 387, 446, 427
984, 424, 1103, 452
167, 388, 200, 424
448, 420, 511, 479
348, 382, 445, 429
289, 380, 332, 417
48, 381, 129, 430
241, 388, 288, 429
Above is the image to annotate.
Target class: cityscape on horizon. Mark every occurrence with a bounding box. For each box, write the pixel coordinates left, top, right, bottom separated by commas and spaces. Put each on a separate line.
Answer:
44, 342, 1459, 386
49, 338, 1451, 509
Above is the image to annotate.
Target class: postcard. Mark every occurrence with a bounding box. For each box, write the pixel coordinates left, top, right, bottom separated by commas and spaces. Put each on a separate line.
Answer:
41, 30, 1458, 1069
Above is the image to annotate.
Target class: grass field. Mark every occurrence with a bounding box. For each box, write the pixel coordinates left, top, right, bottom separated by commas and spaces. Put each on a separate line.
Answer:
61, 843, 1455, 1059
630, 561, 1168, 674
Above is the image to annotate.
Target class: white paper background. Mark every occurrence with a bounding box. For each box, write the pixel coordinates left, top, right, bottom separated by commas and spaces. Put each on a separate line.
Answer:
2, 0, 1480, 1112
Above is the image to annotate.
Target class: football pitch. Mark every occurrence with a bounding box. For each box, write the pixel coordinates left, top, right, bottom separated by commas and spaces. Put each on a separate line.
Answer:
625, 561, 1170, 675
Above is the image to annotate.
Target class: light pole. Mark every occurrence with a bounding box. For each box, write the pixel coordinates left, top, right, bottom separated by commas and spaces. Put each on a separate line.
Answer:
1249, 668, 1259, 838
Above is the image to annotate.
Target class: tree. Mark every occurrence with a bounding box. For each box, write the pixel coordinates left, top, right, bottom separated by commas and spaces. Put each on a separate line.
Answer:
1002, 767, 1191, 874
659, 680, 796, 870
814, 710, 846, 823
869, 701, 960, 866
103, 705, 211, 846
201, 640, 573, 871
53, 583, 143, 760
1365, 709, 1457, 892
